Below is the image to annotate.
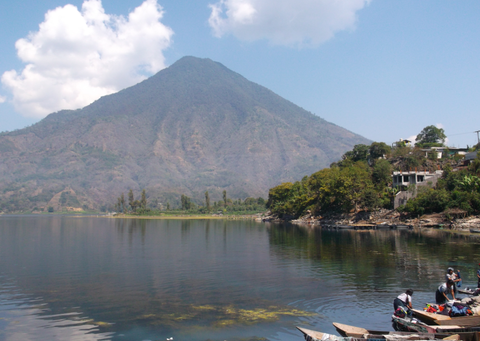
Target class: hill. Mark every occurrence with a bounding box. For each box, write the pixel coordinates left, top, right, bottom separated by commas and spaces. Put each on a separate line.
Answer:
0, 56, 370, 212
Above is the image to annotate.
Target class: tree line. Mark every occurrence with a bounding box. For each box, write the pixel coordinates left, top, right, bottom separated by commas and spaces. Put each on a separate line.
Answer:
115, 189, 266, 215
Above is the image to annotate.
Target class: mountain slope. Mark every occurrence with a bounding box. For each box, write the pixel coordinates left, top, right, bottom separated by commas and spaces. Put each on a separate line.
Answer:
0, 56, 370, 211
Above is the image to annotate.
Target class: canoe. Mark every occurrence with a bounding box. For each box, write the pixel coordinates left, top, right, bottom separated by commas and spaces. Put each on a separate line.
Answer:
392, 315, 480, 334
458, 289, 479, 296
297, 326, 462, 341
412, 309, 480, 327
412, 309, 455, 325
333, 322, 479, 341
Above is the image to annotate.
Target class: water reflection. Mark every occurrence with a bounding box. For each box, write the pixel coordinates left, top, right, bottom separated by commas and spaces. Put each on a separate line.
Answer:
0, 276, 114, 341
1, 216, 480, 340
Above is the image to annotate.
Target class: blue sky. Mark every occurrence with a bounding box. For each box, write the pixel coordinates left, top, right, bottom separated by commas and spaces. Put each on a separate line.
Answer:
1, 0, 479, 147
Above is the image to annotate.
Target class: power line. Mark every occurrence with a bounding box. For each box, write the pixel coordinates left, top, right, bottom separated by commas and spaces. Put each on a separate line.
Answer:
447, 131, 476, 137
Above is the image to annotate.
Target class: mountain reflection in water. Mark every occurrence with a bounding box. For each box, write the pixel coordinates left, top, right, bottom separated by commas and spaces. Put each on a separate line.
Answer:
1, 216, 480, 341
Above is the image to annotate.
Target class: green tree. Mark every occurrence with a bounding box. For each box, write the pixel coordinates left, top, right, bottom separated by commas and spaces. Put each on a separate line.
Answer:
369, 142, 391, 160
456, 174, 480, 193
181, 195, 186, 210
341, 162, 374, 212
121, 193, 126, 213
362, 188, 381, 210
132, 199, 141, 212
205, 191, 211, 211
415, 125, 446, 146
223, 190, 227, 207
342, 144, 369, 162
266, 182, 294, 215
372, 159, 392, 188
128, 189, 135, 212
140, 189, 147, 210
181, 194, 193, 210
402, 188, 450, 216
116, 193, 126, 213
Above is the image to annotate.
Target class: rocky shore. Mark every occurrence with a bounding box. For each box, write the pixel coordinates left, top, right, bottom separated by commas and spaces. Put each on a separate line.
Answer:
259, 209, 480, 231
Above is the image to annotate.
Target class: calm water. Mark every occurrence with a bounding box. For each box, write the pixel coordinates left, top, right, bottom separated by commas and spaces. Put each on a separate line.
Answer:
1, 216, 480, 341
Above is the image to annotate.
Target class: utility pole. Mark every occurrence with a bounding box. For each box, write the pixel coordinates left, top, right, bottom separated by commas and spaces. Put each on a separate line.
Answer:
476, 130, 480, 144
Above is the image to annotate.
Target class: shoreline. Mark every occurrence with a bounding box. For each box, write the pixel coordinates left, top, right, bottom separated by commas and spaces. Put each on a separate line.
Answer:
283, 210, 480, 231
107, 214, 262, 220
3, 211, 479, 231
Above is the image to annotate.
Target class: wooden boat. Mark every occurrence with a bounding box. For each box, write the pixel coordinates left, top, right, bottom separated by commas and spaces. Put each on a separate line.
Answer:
297, 326, 462, 341
412, 309, 480, 327
470, 229, 480, 234
392, 315, 480, 334
458, 288, 479, 296
333, 322, 479, 341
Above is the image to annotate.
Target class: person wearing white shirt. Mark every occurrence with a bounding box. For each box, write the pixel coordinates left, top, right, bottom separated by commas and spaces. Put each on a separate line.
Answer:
393, 289, 413, 313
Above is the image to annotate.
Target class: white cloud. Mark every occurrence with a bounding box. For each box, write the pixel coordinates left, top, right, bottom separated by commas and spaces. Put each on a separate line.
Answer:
208, 0, 371, 47
1, 0, 173, 119
0, 95, 5, 103
406, 135, 417, 145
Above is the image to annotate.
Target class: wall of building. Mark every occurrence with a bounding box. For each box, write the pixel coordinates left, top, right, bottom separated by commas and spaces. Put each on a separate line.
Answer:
393, 171, 443, 208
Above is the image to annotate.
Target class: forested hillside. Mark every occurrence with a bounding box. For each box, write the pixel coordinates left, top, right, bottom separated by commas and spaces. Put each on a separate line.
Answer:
267, 141, 480, 219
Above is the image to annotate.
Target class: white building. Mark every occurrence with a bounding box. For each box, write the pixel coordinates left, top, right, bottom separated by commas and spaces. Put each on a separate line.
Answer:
392, 170, 443, 188
420, 147, 469, 159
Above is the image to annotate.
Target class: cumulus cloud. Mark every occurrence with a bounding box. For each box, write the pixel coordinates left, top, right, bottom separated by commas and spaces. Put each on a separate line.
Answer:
1, 0, 173, 118
208, 0, 371, 47
406, 135, 417, 145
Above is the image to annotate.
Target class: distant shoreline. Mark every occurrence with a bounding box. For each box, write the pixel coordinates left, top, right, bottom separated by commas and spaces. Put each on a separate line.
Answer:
107, 213, 262, 220
0, 212, 265, 220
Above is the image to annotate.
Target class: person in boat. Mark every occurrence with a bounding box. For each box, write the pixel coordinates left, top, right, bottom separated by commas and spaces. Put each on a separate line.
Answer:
446, 267, 461, 294
435, 279, 455, 304
477, 263, 480, 288
393, 289, 413, 315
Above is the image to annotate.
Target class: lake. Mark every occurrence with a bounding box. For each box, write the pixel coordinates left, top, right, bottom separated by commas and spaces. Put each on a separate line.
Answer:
1, 215, 480, 341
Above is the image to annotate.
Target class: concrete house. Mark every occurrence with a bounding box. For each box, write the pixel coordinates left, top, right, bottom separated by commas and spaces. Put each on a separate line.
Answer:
392, 170, 443, 208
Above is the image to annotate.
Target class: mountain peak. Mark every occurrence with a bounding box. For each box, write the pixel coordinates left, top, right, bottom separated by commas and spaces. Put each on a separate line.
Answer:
0, 56, 370, 212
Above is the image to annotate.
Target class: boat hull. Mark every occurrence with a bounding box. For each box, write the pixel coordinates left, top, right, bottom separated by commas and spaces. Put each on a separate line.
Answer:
392, 315, 480, 333
334, 321, 480, 341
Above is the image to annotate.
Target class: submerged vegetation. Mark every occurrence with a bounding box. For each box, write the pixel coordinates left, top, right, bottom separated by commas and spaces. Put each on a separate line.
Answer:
134, 304, 314, 329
